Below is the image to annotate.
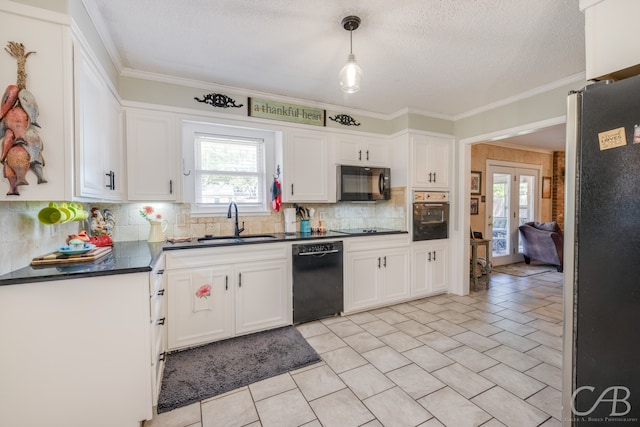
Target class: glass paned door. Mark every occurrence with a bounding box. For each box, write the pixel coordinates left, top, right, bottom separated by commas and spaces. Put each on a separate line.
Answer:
486, 163, 539, 265
491, 173, 511, 258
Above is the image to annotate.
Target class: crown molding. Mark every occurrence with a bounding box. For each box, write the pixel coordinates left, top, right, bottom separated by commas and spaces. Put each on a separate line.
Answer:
454, 72, 586, 120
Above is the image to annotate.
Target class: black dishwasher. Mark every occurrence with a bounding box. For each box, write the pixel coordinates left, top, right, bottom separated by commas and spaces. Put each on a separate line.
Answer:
292, 241, 343, 324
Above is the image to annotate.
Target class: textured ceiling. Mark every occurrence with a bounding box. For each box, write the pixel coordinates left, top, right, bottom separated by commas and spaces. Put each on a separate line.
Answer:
83, 0, 585, 147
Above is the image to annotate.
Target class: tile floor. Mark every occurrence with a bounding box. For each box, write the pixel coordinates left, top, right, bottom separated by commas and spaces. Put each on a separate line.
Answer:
144, 269, 564, 427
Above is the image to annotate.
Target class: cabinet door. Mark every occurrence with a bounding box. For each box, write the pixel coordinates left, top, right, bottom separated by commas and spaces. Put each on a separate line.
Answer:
411, 246, 430, 297
335, 135, 388, 167
167, 266, 234, 350
126, 109, 178, 201
235, 258, 289, 335
345, 251, 381, 312
381, 248, 410, 302
364, 139, 389, 167
411, 241, 449, 297
429, 241, 449, 294
411, 135, 451, 189
74, 44, 123, 200
284, 130, 334, 202
336, 134, 363, 165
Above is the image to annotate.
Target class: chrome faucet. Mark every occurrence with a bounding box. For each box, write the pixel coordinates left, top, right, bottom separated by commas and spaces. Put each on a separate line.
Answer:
227, 201, 245, 237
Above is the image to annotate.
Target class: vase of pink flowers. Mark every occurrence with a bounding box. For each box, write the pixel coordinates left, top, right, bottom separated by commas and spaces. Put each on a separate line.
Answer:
140, 206, 168, 242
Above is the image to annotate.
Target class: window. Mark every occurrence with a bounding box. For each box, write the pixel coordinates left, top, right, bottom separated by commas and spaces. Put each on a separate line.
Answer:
184, 121, 277, 215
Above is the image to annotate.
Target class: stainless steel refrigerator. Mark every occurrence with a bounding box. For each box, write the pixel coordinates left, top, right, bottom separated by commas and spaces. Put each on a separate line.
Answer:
563, 75, 640, 425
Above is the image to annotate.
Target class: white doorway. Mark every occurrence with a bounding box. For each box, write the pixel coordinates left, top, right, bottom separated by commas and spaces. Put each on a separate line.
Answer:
486, 160, 541, 266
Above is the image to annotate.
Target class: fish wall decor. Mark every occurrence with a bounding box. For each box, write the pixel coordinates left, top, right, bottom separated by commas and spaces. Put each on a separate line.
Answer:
1, 41, 46, 195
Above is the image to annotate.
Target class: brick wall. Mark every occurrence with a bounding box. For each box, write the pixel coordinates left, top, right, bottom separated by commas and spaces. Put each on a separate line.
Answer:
552, 151, 565, 229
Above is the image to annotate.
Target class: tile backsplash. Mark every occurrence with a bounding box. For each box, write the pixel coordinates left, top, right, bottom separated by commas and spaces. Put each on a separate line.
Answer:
0, 188, 406, 275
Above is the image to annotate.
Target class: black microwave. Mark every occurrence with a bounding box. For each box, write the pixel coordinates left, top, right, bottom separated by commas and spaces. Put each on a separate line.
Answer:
337, 165, 391, 201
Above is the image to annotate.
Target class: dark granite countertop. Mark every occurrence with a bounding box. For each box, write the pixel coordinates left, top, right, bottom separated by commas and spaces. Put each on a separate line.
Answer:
0, 230, 407, 286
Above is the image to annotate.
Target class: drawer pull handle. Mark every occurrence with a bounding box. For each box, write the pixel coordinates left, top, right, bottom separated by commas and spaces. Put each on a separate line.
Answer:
158, 352, 166, 362
157, 289, 165, 296
156, 317, 165, 325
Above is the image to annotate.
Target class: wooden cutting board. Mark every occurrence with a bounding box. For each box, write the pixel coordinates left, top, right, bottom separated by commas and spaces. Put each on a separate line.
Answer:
31, 246, 113, 266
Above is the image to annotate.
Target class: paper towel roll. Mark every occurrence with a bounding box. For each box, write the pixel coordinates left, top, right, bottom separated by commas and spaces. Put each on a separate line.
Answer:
284, 208, 297, 234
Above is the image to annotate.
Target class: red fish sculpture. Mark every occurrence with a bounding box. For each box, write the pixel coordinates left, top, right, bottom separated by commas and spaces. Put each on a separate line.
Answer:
1, 41, 45, 195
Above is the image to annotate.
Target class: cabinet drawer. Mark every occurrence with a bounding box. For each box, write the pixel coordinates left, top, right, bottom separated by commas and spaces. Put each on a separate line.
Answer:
165, 244, 287, 270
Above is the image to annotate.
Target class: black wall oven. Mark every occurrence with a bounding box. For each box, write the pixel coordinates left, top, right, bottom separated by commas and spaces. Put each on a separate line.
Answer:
412, 191, 449, 241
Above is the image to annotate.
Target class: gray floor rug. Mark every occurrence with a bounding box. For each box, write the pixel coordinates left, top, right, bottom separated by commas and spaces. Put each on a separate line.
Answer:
157, 326, 320, 413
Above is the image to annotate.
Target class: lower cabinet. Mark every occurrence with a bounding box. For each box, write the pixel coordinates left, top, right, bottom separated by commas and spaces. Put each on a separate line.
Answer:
166, 245, 290, 350
344, 235, 410, 313
0, 274, 153, 427
149, 256, 167, 407
411, 240, 449, 297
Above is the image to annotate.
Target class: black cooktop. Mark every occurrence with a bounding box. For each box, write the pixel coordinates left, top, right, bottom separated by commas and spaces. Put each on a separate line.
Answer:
332, 228, 402, 235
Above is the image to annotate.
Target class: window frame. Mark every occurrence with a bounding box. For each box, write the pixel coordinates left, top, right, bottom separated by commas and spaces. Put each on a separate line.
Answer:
183, 120, 276, 216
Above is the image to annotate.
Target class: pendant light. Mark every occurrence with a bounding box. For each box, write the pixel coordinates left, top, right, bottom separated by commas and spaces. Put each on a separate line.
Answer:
339, 15, 362, 94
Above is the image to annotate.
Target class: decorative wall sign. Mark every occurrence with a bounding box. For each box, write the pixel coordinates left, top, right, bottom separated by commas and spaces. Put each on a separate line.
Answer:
1, 41, 46, 196
329, 114, 361, 126
194, 93, 243, 109
248, 97, 325, 127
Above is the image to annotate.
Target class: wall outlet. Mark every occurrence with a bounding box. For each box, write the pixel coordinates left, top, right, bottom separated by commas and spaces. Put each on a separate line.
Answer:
319, 211, 326, 220
176, 213, 187, 227
49, 223, 59, 238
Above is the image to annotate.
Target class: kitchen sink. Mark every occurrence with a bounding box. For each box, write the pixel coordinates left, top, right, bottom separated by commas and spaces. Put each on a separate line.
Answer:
197, 234, 277, 243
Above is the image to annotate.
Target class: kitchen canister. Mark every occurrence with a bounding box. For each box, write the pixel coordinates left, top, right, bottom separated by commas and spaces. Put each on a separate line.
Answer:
300, 219, 311, 234
284, 208, 297, 234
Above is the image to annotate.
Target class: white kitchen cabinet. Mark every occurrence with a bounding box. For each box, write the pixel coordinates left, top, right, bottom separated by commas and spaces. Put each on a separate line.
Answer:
344, 235, 410, 313
411, 134, 452, 189
126, 108, 179, 201
166, 244, 290, 350
149, 256, 167, 406
411, 240, 449, 297
335, 134, 388, 166
0, 6, 73, 201
583, 0, 640, 81
74, 42, 124, 200
0, 274, 152, 427
167, 265, 234, 349
235, 258, 289, 335
283, 129, 336, 202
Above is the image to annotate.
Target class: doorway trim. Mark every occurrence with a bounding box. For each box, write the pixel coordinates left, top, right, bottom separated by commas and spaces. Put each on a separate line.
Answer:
454, 115, 565, 295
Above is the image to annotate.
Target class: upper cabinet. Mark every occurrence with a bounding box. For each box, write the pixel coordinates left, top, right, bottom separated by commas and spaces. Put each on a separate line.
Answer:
73, 43, 124, 201
410, 133, 452, 190
125, 108, 179, 201
0, 6, 73, 201
334, 134, 388, 167
583, 0, 640, 81
283, 129, 336, 203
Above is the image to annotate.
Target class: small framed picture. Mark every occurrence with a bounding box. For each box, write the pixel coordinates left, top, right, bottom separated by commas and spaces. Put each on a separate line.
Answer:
470, 171, 482, 194
470, 197, 479, 215
542, 176, 552, 199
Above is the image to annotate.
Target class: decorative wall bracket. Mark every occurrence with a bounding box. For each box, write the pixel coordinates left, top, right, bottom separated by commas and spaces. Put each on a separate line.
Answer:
329, 113, 361, 126
194, 93, 243, 109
